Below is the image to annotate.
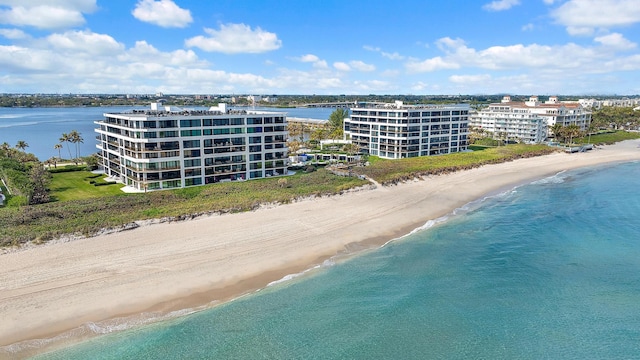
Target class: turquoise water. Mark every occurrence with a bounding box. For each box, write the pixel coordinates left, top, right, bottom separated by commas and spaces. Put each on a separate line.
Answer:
33, 162, 640, 359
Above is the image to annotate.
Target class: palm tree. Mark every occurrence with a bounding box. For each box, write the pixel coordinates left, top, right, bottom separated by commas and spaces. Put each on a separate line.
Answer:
15, 140, 28, 152
69, 130, 83, 159
0, 142, 10, 154
328, 108, 348, 140
60, 133, 73, 160
550, 123, 564, 143
565, 124, 581, 146
586, 122, 595, 145
54, 143, 63, 160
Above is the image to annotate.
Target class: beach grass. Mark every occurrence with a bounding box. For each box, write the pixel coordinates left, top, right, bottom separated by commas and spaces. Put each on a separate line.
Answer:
0, 169, 368, 246
354, 144, 557, 185
577, 130, 640, 145
48, 171, 125, 201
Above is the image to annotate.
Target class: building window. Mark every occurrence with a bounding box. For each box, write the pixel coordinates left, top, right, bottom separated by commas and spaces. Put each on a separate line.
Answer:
183, 140, 200, 148
185, 178, 203, 186
184, 159, 201, 167
162, 180, 181, 188
180, 119, 202, 127
180, 130, 202, 137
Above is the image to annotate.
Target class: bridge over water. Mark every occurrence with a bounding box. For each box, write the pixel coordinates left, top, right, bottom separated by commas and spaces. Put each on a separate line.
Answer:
302, 102, 354, 108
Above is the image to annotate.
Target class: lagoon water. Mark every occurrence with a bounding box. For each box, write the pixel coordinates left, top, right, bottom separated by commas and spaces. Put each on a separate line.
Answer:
31, 161, 640, 359
0, 106, 334, 161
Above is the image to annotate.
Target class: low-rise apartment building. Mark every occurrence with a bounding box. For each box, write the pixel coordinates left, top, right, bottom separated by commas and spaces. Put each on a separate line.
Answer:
95, 103, 288, 191
344, 101, 469, 159
470, 96, 591, 143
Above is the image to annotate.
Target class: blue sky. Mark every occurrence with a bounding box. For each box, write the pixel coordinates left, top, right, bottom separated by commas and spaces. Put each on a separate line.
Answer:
1, 0, 639, 95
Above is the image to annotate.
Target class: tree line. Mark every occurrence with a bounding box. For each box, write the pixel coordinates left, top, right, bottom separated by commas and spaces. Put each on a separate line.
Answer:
591, 106, 640, 130
0, 141, 49, 205
0, 130, 94, 206
286, 108, 349, 155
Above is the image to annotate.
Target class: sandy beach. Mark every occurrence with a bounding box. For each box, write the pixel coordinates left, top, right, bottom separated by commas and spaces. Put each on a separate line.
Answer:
1, 140, 640, 357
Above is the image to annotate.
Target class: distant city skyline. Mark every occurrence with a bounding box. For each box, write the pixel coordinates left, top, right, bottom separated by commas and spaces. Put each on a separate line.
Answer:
1, 0, 639, 95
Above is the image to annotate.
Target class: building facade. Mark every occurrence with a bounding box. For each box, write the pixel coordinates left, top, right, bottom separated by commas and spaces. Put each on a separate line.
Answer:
470, 96, 591, 143
345, 101, 470, 159
95, 103, 288, 191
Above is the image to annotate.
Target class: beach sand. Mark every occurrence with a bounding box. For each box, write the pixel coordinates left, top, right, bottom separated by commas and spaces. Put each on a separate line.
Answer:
1, 140, 639, 357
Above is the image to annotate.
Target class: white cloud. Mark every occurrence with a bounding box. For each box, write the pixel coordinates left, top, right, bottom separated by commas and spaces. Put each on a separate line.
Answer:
551, 0, 640, 35
293, 54, 328, 69
381, 51, 405, 60
349, 60, 375, 72
47, 30, 124, 56
185, 23, 282, 54
403, 34, 640, 90
120, 41, 206, 67
364, 45, 405, 61
132, 0, 192, 28
483, 0, 520, 12
0, 0, 97, 29
594, 33, 637, 50
298, 54, 319, 62
0, 28, 28, 39
411, 81, 428, 91
332, 60, 375, 72
0, 45, 56, 71
312, 60, 328, 69
406, 57, 460, 73
381, 69, 400, 77
566, 26, 595, 36
352, 79, 394, 92
543, 0, 557, 4
449, 74, 492, 83
436, 37, 467, 52
333, 62, 351, 71
522, 23, 534, 31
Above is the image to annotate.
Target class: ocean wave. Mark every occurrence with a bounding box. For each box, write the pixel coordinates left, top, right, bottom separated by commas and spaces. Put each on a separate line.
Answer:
0, 117, 84, 128
531, 170, 568, 185
381, 181, 536, 249
0, 121, 40, 128
0, 307, 205, 357
266, 259, 336, 287
0, 114, 27, 119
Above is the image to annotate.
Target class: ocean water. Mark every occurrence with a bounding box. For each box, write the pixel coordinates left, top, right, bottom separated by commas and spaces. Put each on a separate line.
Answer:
23, 161, 640, 359
0, 106, 334, 161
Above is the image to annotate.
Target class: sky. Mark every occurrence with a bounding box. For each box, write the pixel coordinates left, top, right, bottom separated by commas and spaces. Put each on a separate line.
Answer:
0, 0, 639, 95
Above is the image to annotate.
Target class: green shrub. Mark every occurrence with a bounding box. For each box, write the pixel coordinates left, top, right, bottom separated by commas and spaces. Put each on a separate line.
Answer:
48, 165, 86, 173
6, 196, 27, 207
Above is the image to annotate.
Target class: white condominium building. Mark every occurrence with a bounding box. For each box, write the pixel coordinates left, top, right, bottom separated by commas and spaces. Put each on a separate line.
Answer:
345, 101, 470, 159
95, 103, 288, 191
471, 96, 592, 143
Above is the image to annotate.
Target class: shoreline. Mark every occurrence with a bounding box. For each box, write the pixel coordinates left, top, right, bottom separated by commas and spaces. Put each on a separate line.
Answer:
2, 140, 640, 358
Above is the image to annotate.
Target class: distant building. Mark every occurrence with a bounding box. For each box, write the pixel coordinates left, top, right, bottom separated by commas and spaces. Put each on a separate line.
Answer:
247, 95, 262, 105
470, 96, 591, 143
579, 98, 640, 109
344, 101, 470, 159
95, 103, 288, 191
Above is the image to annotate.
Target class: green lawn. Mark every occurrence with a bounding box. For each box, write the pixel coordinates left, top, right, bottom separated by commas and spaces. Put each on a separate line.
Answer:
48, 171, 125, 201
